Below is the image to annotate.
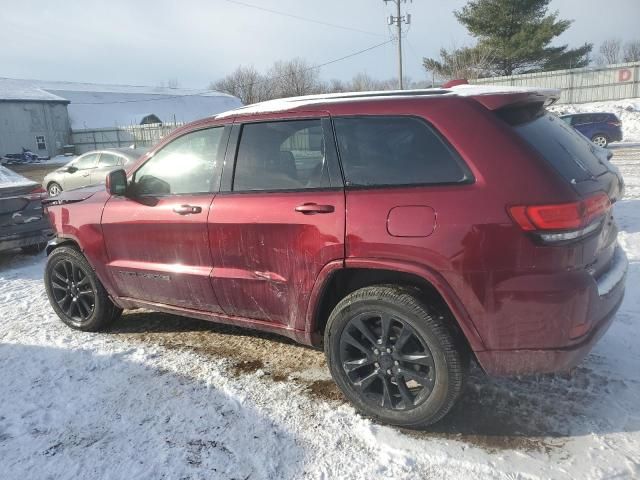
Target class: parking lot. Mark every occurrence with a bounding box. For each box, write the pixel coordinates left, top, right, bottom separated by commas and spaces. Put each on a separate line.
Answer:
1, 146, 640, 479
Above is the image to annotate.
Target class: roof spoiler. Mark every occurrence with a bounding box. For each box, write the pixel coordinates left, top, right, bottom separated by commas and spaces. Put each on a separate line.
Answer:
449, 84, 561, 110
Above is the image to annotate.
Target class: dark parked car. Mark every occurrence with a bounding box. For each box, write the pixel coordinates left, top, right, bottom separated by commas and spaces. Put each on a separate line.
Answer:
43, 86, 627, 428
560, 112, 623, 147
0, 166, 53, 254
43, 147, 147, 196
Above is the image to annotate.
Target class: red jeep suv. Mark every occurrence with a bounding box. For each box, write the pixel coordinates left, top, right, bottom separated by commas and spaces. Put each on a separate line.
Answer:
43, 86, 627, 428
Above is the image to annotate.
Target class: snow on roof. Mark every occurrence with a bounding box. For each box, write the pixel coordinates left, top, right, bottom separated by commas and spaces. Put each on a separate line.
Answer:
62, 91, 242, 129
0, 77, 242, 129
216, 84, 561, 118
0, 78, 69, 102
450, 83, 561, 98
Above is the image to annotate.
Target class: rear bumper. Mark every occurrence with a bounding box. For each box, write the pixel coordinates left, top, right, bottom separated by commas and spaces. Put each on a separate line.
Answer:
475, 247, 627, 376
611, 128, 623, 142
0, 228, 54, 252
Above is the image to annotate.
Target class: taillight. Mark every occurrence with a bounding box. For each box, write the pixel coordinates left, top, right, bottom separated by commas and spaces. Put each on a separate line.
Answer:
607, 121, 621, 127
509, 192, 610, 243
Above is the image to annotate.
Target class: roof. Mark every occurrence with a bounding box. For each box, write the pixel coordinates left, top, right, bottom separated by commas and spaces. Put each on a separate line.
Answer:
216, 84, 561, 118
0, 78, 69, 103
0, 77, 242, 128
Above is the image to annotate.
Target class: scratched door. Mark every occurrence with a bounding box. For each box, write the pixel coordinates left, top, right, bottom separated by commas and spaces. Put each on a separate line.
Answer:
209, 116, 345, 326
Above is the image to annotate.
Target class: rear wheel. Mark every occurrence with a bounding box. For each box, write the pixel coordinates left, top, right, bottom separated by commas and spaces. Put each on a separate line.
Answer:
47, 182, 62, 196
324, 285, 468, 428
44, 246, 122, 331
591, 134, 608, 148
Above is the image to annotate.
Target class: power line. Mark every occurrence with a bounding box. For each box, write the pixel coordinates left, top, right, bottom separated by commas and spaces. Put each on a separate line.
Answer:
221, 0, 385, 37
73, 39, 395, 105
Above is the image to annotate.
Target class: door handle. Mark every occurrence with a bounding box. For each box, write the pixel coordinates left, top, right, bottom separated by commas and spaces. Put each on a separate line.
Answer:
173, 204, 203, 215
294, 203, 335, 214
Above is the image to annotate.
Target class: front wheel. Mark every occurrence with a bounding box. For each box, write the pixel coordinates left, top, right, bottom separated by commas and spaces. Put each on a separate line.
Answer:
324, 285, 468, 428
591, 134, 609, 148
44, 246, 122, 331
48, 182, 62, 197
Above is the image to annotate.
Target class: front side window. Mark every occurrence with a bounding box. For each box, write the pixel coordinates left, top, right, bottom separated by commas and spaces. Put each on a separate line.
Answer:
333, 116, 471, 187
133, 127, 224, 195
98, 153, 121, 167
233, 119, 329, 191
73, 153, 99, 169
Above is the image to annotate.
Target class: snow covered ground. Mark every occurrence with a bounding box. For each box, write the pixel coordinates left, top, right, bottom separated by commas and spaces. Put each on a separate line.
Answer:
1, 148, 640, 479
550, 98, 640, 143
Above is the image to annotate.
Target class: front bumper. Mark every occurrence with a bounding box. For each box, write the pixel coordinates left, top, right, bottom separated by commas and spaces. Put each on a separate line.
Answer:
0, 228, 55, 253
476, 247, 627, 376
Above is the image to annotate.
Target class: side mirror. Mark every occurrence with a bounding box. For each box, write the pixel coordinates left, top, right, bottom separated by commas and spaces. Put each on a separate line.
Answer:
106, 169, 127, 196
67, 165, 78, 173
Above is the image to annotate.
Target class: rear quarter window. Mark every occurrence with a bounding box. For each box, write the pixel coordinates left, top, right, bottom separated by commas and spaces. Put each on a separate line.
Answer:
332, 116, 472, 187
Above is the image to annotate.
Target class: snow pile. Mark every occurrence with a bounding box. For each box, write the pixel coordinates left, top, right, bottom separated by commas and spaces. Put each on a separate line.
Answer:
0, 166, 35, 187
550, 98, 640, 143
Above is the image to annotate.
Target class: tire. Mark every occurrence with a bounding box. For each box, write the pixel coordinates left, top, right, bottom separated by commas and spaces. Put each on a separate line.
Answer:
591, 134, 608, 148
48, 182, 62, 197
44, 246, 122, 331
21, 241, 46, 255
324, 285, 469, 428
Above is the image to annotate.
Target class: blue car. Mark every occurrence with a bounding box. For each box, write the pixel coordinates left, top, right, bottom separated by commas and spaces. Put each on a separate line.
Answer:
559, 112, 623, 148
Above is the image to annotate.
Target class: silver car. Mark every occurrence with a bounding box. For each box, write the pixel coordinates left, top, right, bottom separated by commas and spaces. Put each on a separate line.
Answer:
43, 148, 146, 196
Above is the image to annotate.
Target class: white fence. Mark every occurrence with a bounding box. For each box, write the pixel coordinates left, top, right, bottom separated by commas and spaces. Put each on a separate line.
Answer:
70, 123, 184, 154
472, 61, 640, 104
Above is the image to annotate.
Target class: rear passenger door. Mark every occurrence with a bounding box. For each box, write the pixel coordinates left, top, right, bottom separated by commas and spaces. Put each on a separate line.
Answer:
208, 114, 345, 328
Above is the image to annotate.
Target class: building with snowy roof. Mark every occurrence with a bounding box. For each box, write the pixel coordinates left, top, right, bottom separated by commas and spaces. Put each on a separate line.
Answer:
0, 77, 241, 157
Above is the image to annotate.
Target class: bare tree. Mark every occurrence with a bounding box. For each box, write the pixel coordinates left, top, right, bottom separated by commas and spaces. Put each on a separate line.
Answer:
423, 44, 494, 81
326, 78, 348, 93
268, 58, 322, 99
210, 65, 270, 105
596, 38, 622, 65
623, 40, 640, 63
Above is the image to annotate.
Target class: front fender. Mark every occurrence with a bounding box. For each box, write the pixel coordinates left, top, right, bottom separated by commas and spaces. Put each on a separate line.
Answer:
45, 236, 79, 255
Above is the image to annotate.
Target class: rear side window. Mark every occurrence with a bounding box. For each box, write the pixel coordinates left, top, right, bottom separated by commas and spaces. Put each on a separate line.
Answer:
332, 116, 471, 187
509, 112, 608, 182
233, 119, 330, 191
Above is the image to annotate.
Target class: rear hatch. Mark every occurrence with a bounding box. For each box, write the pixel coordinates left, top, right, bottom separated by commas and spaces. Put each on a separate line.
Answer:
0, 167, 47, 237
494, 100, 623, 279
459, 86, 623, 281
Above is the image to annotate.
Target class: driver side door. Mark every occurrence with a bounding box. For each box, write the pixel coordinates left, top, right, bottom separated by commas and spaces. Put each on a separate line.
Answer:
101, 126, 229, 312
64, 152, 99, 190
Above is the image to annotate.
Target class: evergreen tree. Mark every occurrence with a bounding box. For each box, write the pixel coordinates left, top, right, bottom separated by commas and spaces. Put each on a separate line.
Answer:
454, 0, 592, 75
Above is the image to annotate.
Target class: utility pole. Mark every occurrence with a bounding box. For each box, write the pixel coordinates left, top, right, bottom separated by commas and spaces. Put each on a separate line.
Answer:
384, 0, 411, 90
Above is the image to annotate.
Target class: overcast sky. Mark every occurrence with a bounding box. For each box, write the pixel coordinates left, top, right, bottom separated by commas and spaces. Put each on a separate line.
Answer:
1, 0, 639, 88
